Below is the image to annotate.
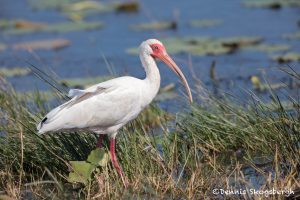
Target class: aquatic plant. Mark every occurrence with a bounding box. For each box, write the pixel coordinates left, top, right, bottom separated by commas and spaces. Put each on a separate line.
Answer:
0, 67, 299, 199
126, 36, 289, 56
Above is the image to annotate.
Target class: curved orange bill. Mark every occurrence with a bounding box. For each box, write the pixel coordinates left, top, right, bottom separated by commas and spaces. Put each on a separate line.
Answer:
159, 53, 193, 103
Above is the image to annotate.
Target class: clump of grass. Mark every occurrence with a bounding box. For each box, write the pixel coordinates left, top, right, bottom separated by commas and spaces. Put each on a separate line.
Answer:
0, 81, 97, 197
0, 76, 171, 198
0, 68, 300, 199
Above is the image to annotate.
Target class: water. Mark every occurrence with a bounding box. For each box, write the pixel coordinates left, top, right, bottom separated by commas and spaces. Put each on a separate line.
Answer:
0, 0, 299, 98
1, 0, 299, 195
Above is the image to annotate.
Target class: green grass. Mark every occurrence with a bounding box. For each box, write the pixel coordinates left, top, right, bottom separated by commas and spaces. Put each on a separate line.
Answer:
0, 69, 300, 199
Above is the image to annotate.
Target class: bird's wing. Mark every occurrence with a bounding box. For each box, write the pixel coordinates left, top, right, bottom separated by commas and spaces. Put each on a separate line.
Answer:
37, 77, 142, 134
37, 85, 107, 131
66, 86, 106, 108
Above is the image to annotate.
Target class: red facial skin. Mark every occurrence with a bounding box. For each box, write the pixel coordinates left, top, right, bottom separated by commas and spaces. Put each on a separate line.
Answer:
150, 43, 166, 58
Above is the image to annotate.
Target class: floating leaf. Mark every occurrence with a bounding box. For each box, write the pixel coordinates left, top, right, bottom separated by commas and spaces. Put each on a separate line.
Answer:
62, 1, 114, 21
154, 83, 177, 102
125, 47, 139, 55
245, 44, 290, 52
188, 19, 222, 28
0, 20, 13, 29
28, 0, 80, 10
162, 37, 193, 54
14, 20, 46, 30
126, 37, 226, 56
221, 36, 262, 48
283, 32, 300, 40
4, 21, 103, 35
12, 39, 70, 50
0, 19, 46, 30
60, 76, 112, 88
251, 75, 287, 91
63, 1, 108, 12
87, 148, 109, 167
0, 67, 31, 77
68, 161, 95, 185
188, 43, 231, 56
126, 36, 263, 56
251, 76, 262, 90
43, 21, 103, 33
114, 2, 139, 12
155, 91, 177, 102
271, 52, 300, 63
130, 21, 177, 31
243, 0, 300, 9
160, 83, 175, 93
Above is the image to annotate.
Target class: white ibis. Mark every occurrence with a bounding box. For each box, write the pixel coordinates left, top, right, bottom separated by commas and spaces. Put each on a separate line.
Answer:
37, 39, 193, 187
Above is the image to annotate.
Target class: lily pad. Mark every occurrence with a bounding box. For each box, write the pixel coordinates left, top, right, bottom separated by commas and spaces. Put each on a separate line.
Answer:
160, 83, 175, 93
155, 37, 200, 54
12, 39, 70, 50
243, 0, 300, 9
126, 36, 263, 56
87, 148, 109, 167
154, 83, 177, 101
68, 161, 95, 185
155, 91, 177, 102
60, 76, 112, 88
63, 1, 111, 12
44, 21, 103, 33
245, 44, 290, 52
28, 0, 80, 10
114, 2, 139, 13
188, 19, 222, 28
15, 20, 47, 29
188, 42, 232, 56
251, 76, 287, 91
271, 52, 300, 63
221, 36, 262, 48
62, 1, 114, 21
0, 67, 31, 77
130, 21, 177, 31
0, 19, 46, 30
0, 20, 14, 29
4, 21, 103, 35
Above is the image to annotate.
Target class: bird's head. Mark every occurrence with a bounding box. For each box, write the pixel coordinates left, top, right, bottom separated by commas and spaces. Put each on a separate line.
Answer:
140, 39, 193, 103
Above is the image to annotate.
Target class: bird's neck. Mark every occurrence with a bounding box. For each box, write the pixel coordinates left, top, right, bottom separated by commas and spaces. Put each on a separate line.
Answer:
140, 52, 161, 99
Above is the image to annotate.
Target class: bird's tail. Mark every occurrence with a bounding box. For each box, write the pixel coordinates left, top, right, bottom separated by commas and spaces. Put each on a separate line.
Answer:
37, 117, 48, 134
36, 102, 68, 134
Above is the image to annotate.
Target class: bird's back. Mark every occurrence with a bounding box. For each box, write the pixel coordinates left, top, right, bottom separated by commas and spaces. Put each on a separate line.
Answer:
37, 76, 147, 135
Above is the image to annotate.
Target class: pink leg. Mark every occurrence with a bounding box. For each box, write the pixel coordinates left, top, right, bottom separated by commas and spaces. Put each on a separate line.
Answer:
96, 134, 105, 148
110, 138, 129, 187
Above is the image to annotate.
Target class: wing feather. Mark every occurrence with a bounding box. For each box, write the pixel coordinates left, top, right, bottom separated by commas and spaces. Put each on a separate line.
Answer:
37, 86, 107, 133
37, 76, 143, 134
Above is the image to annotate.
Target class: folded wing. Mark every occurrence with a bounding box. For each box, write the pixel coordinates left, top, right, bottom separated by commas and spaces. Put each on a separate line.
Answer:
37, 77, 140, 134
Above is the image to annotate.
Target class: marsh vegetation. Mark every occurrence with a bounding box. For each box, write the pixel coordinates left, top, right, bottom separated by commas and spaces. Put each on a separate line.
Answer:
1, 0, 300, 199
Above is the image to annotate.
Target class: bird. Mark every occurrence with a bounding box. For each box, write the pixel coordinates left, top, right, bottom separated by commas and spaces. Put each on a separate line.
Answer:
37, 38, 193, 187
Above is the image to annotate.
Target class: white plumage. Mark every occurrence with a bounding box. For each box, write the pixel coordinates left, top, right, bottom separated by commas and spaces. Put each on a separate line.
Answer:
37, 76, 156, 138
36, 39, 192, 187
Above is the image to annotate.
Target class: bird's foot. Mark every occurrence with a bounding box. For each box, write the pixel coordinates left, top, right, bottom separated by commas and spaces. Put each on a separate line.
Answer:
96, 134, 105, 148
